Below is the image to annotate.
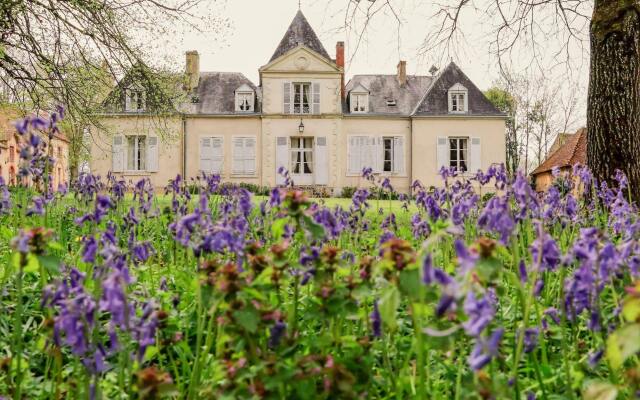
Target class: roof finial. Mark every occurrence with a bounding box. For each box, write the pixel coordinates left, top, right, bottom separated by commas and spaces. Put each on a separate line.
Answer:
298, 0, 301, 9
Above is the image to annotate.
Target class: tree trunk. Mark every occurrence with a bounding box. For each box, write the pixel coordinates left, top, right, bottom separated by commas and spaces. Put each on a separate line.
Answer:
587, 0, 640, 200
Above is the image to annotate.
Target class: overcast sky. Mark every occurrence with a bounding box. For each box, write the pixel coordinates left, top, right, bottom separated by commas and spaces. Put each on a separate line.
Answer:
146, 0, 590, 129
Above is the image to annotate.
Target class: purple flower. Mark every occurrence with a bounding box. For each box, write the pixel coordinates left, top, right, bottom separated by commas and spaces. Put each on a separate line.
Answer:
523, 327, 539, 353
468, 328, 504, 370
454, 239, 478, 273
463, 291, 495, 337
269, 321, 287, 348
26, 196, 45, 216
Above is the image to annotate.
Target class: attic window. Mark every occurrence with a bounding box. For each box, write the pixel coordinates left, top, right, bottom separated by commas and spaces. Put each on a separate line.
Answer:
125, 87, 146, 112
350, 92, 368, 113
235, 91, 254, 112
386, 99, 397, 107
448, 83, 468, 113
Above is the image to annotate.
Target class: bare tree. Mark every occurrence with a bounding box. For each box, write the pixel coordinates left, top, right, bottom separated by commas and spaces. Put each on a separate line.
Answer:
0, 0, 225, 178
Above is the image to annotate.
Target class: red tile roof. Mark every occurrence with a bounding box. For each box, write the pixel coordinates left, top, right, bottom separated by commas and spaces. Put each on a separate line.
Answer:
531, 128, 587, 176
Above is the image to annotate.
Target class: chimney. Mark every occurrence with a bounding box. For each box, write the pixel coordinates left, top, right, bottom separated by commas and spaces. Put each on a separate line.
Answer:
397, 60, 407, 86
185, 50, 200, 92
336, 41, 345, 99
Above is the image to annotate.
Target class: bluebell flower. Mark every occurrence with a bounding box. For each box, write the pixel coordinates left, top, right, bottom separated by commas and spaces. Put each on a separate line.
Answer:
468, 328, 504, 370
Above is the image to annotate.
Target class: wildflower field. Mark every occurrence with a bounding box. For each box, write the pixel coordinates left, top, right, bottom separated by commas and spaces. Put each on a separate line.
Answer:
2, 114, 640, 400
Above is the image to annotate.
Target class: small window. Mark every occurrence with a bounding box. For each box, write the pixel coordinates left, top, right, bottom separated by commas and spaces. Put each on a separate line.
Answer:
126, 135, 146, 171
293, 83, 311, 114
449, 137, 468, 172
448, 83, 468, 113
350, 93, 368, 113
126, 87, 146, 112
236, 92, 254, 112
383, 137, 394, 172
386, 99, 397, 107
9, 146, 15, 162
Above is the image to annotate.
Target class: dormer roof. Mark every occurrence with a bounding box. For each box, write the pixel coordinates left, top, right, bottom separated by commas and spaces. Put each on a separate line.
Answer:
413, 62, 503, 116
269, 10, 330, 63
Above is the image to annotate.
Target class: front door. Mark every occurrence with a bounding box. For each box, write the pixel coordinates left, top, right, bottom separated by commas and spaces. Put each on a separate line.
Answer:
290, 137, 314, 185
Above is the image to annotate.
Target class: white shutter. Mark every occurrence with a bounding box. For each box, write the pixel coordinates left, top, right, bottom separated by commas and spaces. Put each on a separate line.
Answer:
244, 137, 256, 175
147, 136, 159, 172
112, 135, 124, 172
393, 136, 404, 174
312, 82, 320, 114
437, 137, 449, 171
232, 137, 244, 175
348, 136, 360, 174
283, 82, 291, 114
315, 136, 328, 184
211, 137, 223, 174
200, 137, 212, 172
469, 137, 481, 173
275, 136, 288, 185
373, 137, 383, 173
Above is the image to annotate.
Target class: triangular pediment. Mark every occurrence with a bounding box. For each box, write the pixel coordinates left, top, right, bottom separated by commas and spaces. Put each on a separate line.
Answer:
260, 46, 340, 73
350, 83, 369, 93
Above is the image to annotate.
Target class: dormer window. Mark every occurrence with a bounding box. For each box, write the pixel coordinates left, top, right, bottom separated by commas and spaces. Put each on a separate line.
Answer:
236, 92, 254, 112
448, 83, 468, 113
235, 83, 255, 112
351, 93, 368, 113
125, 86, 146, 112
386, 99, 397, 107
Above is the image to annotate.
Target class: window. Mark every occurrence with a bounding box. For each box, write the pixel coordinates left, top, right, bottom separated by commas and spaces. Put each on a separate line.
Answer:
383, 137, 394, 172
126, 136, 146, 171
451, 93, 466, 112
449, 137, 468, 172
348, 136, 404, 175
236, 92, 254, 112
351, 93, 368, 113
293, 83, 311, 114
290, 137, 313, 174
57, 147, 62, 158
448, 83, 468, 113
386, 99, 397, 107
9, 146, 14, 162
232, 137, 256, 175
126, 87, 146, 112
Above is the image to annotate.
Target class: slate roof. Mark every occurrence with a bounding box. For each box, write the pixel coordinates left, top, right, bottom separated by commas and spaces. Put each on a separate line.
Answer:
345, 75, 433, 115
193, 72, 259, 114
414, 62, 503, 116
269, 10, 331, 63
531, 128, 587, 175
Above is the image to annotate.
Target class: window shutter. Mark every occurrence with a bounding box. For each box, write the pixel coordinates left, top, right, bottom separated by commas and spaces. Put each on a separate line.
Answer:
147, 136, 159, 172
393, 136, 404, 174
232, 137, 245, 175
275, 136, 288, 185
312, 82, 320, 114
469, 137, 481, 173
200, 137, 212, 172
112, 135, 124, 172
314, 136, 328, 185
211, 137, 223, 174
437, 137, 448, 171
373, 136, 383, 173
283, 82, 291, 114
348, 136, 360, 174
244, 137, 256, 175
